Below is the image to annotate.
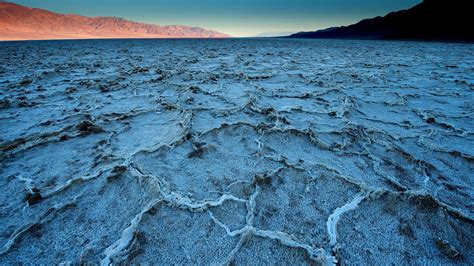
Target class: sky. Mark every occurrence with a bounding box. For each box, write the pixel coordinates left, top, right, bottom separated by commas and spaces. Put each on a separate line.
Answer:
9, 0, 421, 37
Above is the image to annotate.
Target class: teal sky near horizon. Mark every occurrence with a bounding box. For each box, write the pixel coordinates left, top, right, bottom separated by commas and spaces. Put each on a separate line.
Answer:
9, 0, 421, 37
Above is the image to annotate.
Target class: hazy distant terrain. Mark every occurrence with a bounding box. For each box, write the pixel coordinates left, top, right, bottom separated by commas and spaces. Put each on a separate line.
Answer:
0, 39, 473, 264
254, 31, 296, 37
0, 2, 230, 40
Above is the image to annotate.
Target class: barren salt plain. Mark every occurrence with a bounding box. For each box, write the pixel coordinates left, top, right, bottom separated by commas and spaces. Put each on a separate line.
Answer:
0, 39, 473, 264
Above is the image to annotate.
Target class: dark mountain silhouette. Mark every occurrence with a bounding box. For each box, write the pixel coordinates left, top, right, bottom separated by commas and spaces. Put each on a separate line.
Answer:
0, 2, 230, 41
289, 0, 474, 41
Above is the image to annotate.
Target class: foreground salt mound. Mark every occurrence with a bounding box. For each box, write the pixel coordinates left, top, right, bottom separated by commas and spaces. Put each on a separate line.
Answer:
0, 39, 473, 264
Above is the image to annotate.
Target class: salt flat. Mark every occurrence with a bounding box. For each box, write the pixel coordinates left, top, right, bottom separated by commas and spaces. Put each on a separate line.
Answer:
0, 39, 473, 264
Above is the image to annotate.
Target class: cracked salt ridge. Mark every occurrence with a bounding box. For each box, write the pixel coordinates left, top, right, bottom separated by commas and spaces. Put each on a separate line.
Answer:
0, 39, 473, 264
326, 192, 367, 247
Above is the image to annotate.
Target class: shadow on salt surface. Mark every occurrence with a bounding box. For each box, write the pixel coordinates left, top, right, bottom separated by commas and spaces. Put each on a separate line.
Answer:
337, 193, 474, 265
127, 205, 239, 264
0, 169, 157, 264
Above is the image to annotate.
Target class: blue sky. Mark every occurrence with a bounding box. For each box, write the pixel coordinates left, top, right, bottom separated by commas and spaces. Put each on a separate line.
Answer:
10, 0, 421, 36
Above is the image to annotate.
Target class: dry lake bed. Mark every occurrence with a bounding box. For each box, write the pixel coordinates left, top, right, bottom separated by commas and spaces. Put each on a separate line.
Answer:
0, 39, 473, 264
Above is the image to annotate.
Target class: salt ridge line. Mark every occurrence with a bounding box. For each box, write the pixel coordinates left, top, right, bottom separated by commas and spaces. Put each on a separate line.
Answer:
326, 192, 367, 247
207, 185, 337, 265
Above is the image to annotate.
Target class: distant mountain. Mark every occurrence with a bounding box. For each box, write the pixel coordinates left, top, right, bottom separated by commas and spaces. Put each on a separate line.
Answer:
289, 0, 474, 41
253, 31, 296, 38
0, 2, 230, 41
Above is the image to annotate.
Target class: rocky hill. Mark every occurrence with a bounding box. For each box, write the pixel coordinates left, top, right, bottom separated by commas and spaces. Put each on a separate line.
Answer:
289, 0, 473, 41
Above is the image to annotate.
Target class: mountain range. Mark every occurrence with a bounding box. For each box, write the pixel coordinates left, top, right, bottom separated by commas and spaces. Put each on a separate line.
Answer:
289, 0, 473, 41
253, 31, 296, 38
0, 2, 230, 41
